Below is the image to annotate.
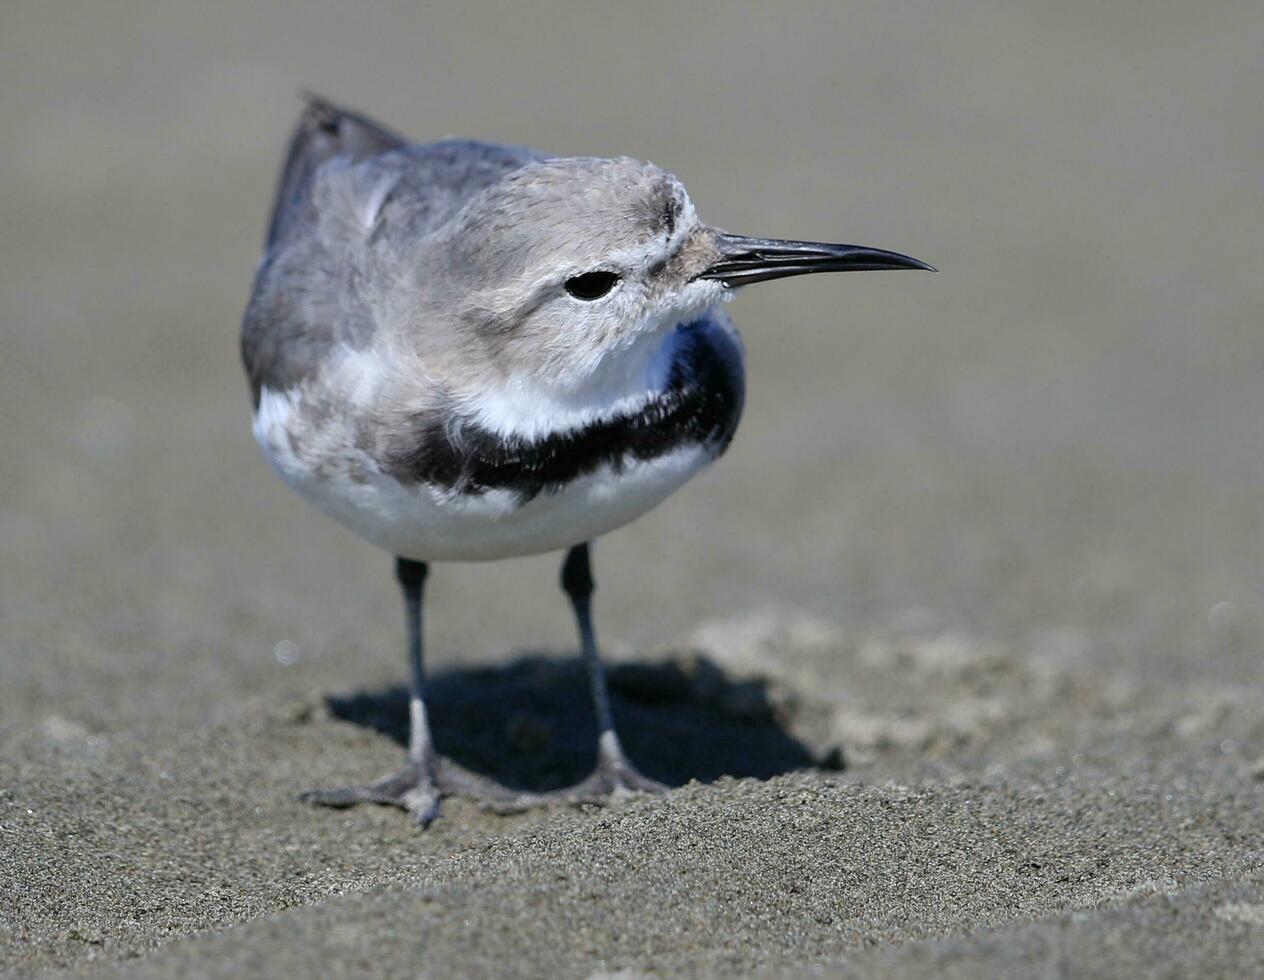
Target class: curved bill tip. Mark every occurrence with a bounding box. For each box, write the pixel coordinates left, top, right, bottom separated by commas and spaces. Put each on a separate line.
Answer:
700, 233, 936, 287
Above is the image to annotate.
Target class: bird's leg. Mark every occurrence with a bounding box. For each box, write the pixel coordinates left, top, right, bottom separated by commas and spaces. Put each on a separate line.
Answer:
555, 542, 667, 801
477, 545, 667, 816
300, 557, 518, 826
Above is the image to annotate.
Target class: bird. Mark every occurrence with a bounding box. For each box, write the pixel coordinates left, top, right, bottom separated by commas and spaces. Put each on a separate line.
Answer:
241, 94, 933, 825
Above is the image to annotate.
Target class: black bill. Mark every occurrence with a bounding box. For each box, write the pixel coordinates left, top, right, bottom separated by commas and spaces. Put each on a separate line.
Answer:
699, 233, 935, 287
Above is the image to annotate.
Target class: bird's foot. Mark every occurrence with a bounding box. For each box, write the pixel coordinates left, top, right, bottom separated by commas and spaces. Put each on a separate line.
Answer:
301, 735, 666, 824
487, 732, 668, 813
300, 754, 520, 827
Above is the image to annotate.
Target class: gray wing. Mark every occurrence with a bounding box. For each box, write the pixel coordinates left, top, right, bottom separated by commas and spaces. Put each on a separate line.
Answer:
264, 93, 408, 250
242, 95, 540, 405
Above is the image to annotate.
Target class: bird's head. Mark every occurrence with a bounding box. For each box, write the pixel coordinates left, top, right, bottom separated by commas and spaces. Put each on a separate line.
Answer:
413, 155, 932, 412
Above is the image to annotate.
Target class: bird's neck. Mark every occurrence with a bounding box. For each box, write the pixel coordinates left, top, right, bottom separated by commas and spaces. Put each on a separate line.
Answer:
376, 314, 744, 501
459, 324, 684, 442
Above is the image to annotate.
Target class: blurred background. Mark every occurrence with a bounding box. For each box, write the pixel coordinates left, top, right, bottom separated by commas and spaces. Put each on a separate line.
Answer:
3, 0, 1262, 728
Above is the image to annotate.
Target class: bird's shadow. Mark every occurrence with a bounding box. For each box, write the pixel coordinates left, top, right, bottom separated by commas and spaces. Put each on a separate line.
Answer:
326, 653, 839, 792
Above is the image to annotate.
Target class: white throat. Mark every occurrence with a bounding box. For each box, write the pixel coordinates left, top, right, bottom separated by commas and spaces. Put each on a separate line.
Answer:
461, 323, 684, 441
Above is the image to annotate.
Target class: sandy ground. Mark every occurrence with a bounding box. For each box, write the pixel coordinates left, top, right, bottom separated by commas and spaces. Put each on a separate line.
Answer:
3, 2, 1264, 976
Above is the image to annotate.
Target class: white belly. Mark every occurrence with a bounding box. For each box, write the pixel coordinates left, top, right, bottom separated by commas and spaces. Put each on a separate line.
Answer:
253, 387, 716, 561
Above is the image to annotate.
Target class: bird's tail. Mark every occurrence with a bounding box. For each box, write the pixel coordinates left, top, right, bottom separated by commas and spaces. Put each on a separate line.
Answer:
264, 92, 408, 249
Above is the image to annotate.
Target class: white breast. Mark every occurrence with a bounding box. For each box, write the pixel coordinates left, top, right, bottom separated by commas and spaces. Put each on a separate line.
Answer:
252, 386, 718, 562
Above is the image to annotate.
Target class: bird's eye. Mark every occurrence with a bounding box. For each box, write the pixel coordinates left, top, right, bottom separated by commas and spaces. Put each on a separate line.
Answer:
564, 270, 620, 301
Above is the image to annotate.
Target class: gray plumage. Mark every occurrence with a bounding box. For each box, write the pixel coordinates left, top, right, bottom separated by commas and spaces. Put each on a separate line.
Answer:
243, 98, 543, 404
242, 96, 708, 413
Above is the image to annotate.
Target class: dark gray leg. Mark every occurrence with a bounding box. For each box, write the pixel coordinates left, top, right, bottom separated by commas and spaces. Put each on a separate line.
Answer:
556, 543, 666, 800
399, 557, 433, 765
300, 557, 517, 826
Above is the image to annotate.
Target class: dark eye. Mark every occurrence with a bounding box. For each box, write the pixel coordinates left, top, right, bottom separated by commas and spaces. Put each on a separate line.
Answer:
564, 270, 620, 300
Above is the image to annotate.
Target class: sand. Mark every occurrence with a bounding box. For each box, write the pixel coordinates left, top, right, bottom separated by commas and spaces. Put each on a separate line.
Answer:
9, 625, 1264, 977
4, 2, 1264, 976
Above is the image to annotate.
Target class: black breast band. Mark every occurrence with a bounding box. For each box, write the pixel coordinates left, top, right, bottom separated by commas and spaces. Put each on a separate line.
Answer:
381, 319, 742, 502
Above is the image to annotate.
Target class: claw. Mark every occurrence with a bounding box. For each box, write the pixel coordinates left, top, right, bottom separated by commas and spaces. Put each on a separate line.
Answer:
482, 738, 668, 813
300, 754, 525, 826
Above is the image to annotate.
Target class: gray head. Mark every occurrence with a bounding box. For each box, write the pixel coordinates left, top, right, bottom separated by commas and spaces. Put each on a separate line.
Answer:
395, 153, 931, 398
406, 156, 722, 395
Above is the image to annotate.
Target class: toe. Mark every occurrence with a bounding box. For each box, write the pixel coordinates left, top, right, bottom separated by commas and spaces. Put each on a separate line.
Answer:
299, 785, 377, 807
403, 788, 443, 827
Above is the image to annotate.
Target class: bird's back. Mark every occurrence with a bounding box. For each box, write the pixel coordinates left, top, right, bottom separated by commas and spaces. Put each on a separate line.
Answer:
242, 96, 540, 404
